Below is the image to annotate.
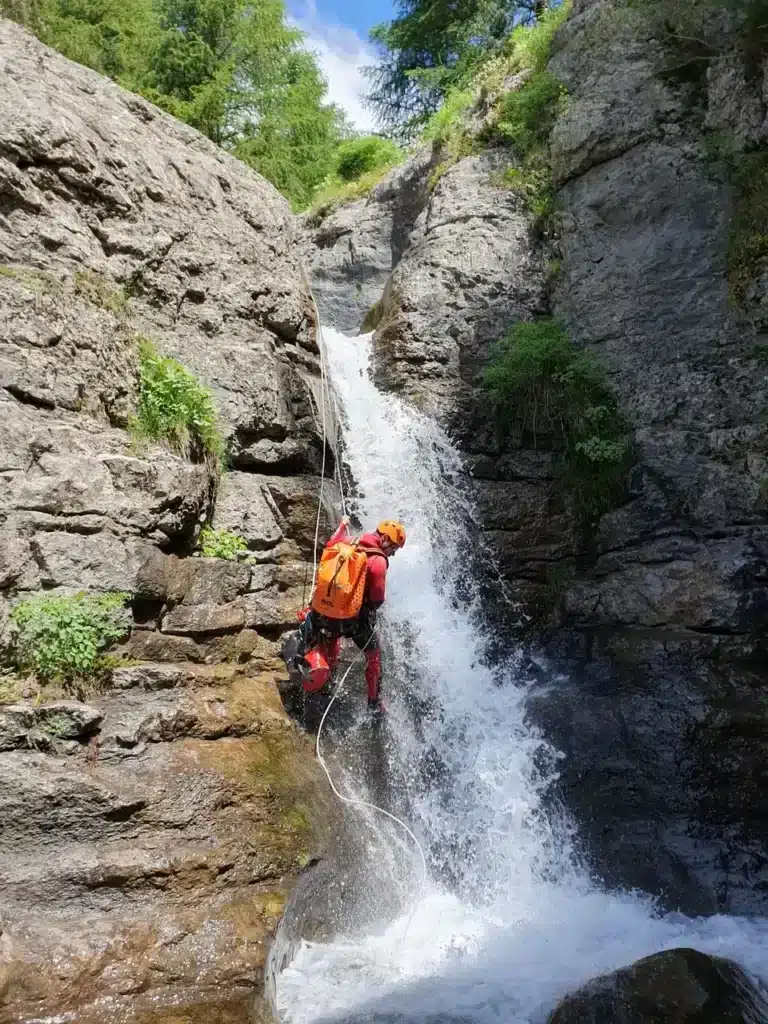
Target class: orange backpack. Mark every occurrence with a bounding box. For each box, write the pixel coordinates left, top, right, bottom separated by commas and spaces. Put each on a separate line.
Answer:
311, 541, 386, 621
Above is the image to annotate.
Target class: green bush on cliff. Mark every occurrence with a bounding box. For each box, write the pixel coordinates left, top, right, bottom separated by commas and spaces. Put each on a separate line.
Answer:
334, 137, 402, 182
495, 71, 566, 156
133, 338, 225, 467
422, 89, 477, 189
9, 592, 131, 687
483, 318, 633, 523
198, 526, 248, 560
487, 5, 569, 226
309, 136, 405, 215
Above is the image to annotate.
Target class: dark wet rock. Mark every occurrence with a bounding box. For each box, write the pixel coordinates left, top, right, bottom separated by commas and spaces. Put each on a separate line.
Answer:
547, 948, 768, 1023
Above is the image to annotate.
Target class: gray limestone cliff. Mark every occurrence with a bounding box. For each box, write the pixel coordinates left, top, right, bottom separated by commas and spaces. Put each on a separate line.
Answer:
0, 19, 338, 1024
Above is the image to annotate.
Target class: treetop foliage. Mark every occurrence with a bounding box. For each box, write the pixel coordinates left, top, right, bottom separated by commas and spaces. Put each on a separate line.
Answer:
0, 0, 351, 209
366, 0, 555, 136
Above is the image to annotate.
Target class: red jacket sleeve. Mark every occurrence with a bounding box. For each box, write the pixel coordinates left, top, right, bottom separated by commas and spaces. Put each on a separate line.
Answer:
326, 521, 350, 548
365, 555, 387, 606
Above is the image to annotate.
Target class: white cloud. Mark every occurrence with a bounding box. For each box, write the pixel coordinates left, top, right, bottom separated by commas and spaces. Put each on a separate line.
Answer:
289, 1, 380, 133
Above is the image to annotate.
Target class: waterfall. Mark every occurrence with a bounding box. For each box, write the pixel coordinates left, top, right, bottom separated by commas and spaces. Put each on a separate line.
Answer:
276, 329, 768, 1023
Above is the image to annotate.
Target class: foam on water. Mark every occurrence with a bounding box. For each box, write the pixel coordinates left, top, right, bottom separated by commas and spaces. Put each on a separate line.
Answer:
276, 328, 768, 1023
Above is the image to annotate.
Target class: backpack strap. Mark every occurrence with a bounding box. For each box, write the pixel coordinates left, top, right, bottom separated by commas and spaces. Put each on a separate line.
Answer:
357, 544, 389, 567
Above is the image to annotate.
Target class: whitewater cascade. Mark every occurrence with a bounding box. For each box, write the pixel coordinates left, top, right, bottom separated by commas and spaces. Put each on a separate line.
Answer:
276, 329, 768, 1023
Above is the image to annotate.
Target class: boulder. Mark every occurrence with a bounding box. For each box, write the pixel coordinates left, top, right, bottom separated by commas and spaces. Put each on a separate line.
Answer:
0, 701, 103, 750
548, 948, 768, 1023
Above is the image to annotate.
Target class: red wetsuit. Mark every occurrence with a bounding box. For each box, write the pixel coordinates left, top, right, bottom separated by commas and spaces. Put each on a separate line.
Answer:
314, 522, 388, 704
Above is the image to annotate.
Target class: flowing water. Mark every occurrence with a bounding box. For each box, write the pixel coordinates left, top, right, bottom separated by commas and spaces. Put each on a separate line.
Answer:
276, 328, 768, 1023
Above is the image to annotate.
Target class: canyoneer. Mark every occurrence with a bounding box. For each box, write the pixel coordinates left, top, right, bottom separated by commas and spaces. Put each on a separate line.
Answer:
281, 516, 406, 716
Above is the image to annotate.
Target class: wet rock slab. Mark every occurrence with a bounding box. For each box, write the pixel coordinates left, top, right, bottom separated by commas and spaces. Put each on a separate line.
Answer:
0, 666, 336, 1023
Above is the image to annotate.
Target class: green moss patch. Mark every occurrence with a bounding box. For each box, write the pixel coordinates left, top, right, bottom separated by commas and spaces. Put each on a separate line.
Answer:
728, 149, 768, 307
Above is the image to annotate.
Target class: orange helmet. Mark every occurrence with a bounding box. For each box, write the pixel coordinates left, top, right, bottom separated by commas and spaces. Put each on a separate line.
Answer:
377, 520, 406, 549
301, 649, 331, 693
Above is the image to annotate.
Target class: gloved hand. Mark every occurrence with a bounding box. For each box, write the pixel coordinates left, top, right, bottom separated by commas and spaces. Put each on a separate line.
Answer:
341, 515, 350, 526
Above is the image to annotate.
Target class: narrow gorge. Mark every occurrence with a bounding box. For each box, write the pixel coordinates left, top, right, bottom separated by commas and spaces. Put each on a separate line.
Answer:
1, 0, 768, 1021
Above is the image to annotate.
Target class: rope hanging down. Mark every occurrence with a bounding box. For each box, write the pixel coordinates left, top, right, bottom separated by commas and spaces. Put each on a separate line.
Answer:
315, 636, 427, 931
307, 297, 427, 930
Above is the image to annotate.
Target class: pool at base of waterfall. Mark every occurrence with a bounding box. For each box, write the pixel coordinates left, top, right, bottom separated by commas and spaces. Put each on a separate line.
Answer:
275, 329, 768, 1024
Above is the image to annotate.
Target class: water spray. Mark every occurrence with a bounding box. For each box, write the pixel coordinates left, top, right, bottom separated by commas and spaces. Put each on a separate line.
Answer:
306, 304, 428, 940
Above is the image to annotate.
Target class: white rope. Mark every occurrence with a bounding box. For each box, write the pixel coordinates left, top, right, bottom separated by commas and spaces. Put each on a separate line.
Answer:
314, 640, 428, 936
306, 293, 427, 939
310, 319, 330, 597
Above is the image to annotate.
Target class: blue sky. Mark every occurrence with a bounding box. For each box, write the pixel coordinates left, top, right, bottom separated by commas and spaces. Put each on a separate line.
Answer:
288, 0, 393, 39
287, 1, 396, 130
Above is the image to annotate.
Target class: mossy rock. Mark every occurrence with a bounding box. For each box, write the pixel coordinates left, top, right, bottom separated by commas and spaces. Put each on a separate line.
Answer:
361, 298, 384, 333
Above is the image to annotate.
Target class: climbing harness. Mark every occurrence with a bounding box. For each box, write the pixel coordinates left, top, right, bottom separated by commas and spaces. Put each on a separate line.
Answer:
304, 294, 427, 933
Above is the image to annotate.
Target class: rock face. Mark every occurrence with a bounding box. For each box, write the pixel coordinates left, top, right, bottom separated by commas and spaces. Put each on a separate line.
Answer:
0, 19, 337, 1023
525, 0, 768, 915
547, 947, 768, 1023
301, 0, 768, 918
303, 148, 436, 333
305, 144, 550, 429
372, 150, 549, 420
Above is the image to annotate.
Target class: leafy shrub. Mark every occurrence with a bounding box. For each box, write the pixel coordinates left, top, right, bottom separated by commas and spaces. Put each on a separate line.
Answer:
198, 526, 248, 560
9, 592, 131, 687
496, 71, 567, 157
505, 2, 571, 74
489, 71, 567, 229
309, 167, 391, 218
422, 89, 478, 190
423, 89, 474, 145
334, 136, 402, 182
475, 10, 569, 229
494, 158, 556, 231
308, 134, 405, 215
483, 319, 632, 523
133, 338, 224, 466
